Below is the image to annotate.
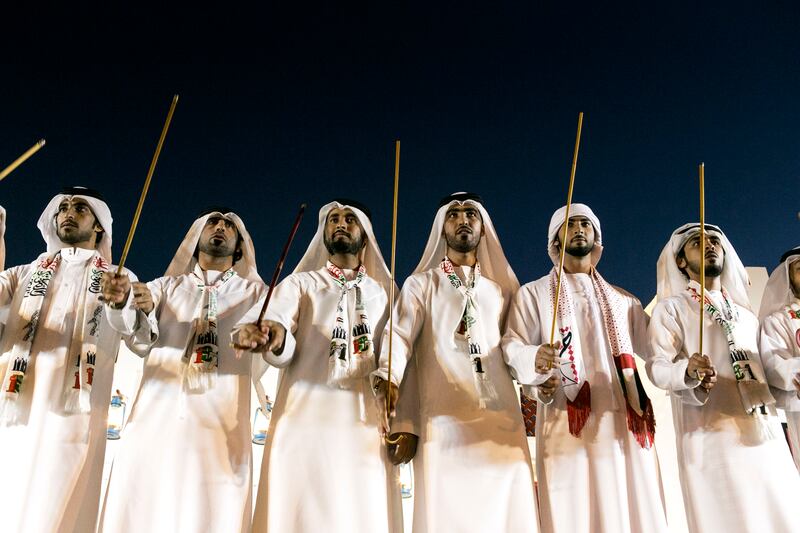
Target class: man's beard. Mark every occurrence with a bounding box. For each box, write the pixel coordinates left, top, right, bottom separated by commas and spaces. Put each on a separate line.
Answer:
565, 242, 592, 257
198, 236, 236, 258
445, 230, 480, 253
687, 260, 723, 278
324, 233, 364, 256
57, 226, 94, 245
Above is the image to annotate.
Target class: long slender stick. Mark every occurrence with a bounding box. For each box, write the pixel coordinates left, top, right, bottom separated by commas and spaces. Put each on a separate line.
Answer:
698, 163, 706, 367
116, 94, 179, 273
385, 140, 401, 444
256, 204, 307, 326
0, 139, 46, 182
549, 112, 584, 347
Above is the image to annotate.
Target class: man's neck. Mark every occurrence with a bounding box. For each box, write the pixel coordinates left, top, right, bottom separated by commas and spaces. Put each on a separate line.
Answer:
330, 253, 360, 270
446, 247, 477, 267
562, 252, 592, 274
688, 272, 722, 291
198, 252, 234, 272
60, 240, 96, 252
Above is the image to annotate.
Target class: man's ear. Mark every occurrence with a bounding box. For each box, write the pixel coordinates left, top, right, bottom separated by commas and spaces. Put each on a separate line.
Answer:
676, 256, 687, 269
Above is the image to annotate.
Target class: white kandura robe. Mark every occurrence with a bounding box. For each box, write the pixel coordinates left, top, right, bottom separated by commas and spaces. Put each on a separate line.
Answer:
759, 305, 800, 470
502, 273, 668, 533
247, 266, 402, 533
0, 247, 136, 533
376, 266, 538, 533
99, 268, 266, 533
648, 290, 800, 533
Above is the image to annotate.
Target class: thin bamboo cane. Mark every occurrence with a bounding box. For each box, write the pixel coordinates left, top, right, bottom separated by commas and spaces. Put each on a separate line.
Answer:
548, 113, 584, 368
116, 94, 179, 273
0, 139, 46, 182
384, 140, 403, 444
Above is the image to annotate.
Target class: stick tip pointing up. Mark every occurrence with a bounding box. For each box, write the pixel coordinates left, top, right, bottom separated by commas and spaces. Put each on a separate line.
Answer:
172, 94, 180, 103
299, 203, 307, 211
37, 139, 46, 147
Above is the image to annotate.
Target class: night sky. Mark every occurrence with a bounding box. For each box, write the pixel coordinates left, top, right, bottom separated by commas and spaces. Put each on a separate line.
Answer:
2, 3, 798, 302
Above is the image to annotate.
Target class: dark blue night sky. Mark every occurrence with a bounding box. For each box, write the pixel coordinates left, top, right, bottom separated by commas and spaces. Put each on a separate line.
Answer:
1, 3, 798, 302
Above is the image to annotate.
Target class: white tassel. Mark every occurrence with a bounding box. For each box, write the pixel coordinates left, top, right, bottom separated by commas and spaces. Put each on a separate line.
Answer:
0, 397, 22, 425
63, 388, 81, 414
327, 355, 352, 388
350, 354, 377, 379
736, 379, 775, 415
474, 367, 500, 410
755, 412, 778, 441
184, 363, 216, 392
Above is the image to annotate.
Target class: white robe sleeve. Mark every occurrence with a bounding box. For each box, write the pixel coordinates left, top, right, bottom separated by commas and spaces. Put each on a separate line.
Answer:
0, 265, 21, 308
373, 275, 426, 387
630, 296, 652, 359
390, 353, 421, 435
103, 268, 141, 336
122, 277, 164, 357
0, 265, 22, 332
0, 206, 6, 272
759, 314, 800, 392
233, 277, 298, 368
501, 284, 551, 388
647, 299, 707, 406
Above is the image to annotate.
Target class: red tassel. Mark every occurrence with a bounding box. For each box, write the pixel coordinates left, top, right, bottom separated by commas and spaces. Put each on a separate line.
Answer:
626, 399, 656, 449
566, 381, 591, 437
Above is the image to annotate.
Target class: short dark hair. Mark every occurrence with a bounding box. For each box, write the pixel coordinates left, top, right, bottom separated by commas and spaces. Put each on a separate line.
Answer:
676, 247, 688, 278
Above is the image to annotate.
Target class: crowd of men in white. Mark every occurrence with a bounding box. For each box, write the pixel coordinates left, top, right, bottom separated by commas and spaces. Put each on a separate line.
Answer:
0, 187, 798, 533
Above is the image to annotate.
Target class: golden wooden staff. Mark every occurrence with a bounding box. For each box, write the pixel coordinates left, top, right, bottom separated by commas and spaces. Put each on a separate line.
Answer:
116, 94, 179, 273
384, 140, 403, 445
0, 139, 46, 182
697, 163, 706, 382
548, 113, 584, 367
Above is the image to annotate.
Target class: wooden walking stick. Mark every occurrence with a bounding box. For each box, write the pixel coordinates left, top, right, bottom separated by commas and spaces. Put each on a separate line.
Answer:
697, 163, 707, 382
116, 94, 179, 273
0, 139, 46, 182
384, 140, 403, 445
255, 204, 307, 327
230, 204, 307, 351
548, 113, 584, 368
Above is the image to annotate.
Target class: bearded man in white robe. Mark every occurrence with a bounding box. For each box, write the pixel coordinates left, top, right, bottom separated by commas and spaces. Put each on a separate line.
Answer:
0, 187, 136, 533
237, 199, 401, 533
502, 204, 667, 533
373, 192, 538, 533
98, 207, 266, 533
758, 246, 800, 471
647, 223, 800, 533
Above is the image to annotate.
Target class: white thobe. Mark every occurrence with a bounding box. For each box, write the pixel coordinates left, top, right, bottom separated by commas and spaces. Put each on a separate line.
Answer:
0, 247, 135, 533
503, 273, 668, 533
376, 267, 538, 533
248, 266, 401, 533
759, 305, 800, 470
99, 267, 266, 533
648, 288, 800, 533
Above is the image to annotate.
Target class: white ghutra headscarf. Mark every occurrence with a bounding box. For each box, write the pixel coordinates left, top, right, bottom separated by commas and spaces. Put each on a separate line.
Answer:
416, 192, 519, 409
294, 200, 393, 388
165, 208, 261, 392
1, 187, 114, 423
546, 204, 655, 447
657, 223, 774, 417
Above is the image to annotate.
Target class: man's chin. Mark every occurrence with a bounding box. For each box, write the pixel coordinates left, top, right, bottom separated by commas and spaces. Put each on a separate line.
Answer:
565, 245, 592, 258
